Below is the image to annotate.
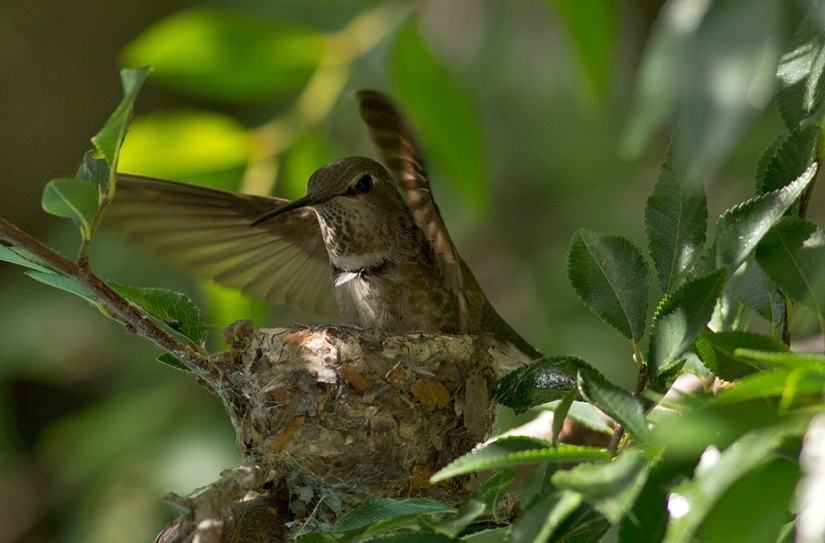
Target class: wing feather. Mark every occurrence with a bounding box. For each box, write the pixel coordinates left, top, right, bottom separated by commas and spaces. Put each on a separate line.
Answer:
357, 90, 468, 324
106, 174, 338, 318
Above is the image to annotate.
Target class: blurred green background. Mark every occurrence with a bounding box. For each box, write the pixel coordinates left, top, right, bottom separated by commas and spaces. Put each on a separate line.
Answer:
1, 0, 822, 541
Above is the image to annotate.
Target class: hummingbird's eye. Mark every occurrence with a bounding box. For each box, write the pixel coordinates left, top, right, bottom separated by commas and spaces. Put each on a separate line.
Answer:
354, 174, 373, 194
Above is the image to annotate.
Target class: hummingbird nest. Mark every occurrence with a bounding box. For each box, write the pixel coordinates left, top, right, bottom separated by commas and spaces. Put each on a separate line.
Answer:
161, 321, 527, 542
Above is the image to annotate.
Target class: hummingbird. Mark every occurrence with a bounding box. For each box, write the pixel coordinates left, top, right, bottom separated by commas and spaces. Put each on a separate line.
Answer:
108, 91, 539, 358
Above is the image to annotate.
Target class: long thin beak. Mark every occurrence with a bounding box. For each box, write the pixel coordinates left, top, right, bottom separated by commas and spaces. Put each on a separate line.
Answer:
251, 195, 315, 227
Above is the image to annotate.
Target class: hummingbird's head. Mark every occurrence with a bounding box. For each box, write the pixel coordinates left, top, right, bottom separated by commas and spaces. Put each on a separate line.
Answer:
252, 157, 421, 265
305, 157, 397, 208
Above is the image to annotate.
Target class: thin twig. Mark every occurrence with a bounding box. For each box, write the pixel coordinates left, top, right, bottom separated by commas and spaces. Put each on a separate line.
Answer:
782, 297, 792, 347
799, 143, 823, 219
633, 363, 649, 397
607, 424, 624, 455
0, 216, 210, 376
608, 343, 649, 455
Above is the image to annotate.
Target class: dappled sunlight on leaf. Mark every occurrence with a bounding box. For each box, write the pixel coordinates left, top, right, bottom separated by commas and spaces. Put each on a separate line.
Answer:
624, 0, 782, 182
118, 110, 254, 189
391, 21, 489, 213
121, 9, 325, 103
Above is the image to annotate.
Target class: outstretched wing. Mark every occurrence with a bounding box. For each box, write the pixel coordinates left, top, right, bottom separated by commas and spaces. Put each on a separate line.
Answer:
357, 90, 468, 321
106, 174, 339, 318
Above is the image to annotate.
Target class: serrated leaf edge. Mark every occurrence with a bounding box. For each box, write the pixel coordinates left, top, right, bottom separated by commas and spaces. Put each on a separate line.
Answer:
431, 442, 610, 482
717, 163, 817, 269
568, 229, 650, 341
649, 267, 727, 374
644, 147, 708, 292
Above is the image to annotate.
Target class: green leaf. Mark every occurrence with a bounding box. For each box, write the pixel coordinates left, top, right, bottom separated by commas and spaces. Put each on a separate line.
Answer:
25, 271, 96, 304
699, 457, 799, 543
75, 150, 110, 189
756, 217, 825, 318
754, 130, 786, 188
645, 146, 708, 293
390, 21, 488, 213
732, 348, 825, 369
563, 401, 614, 434
92, 67, 152, 169
689, 237, 719, 279
295, 534, 338, 543
654, 399, 785, 463
461, 528, 509, 543
567, 229, 650, 341
536, 400, 614, 435
552, 449, 649, 523
756, 126, 821, 195
519, 462, 556, 512
695, 330, 788, 381
551, 507, 611, 543
549, 0, 616, 101
359, 516, 444, 541
577, 369, 648, 441
776, 367, 825, 410
716, 354, 825, 410
496, 355, 600, 411
109, 283, 208, 345
776, 523, 796, 543
430, 436, 609, 483
121, 9, 324, 102
623, 0, 781, 181
649, 268, 727, 376
118, 110, 254, 188
156, 352, 191, 373
471, 469, 514, 513
717, 164, 816, 270
645, 359, 688, 399
434, 470, 514, 538
552, 389, 578, 446
775, 8, 825, 129
41, 178, 99, 238
0, 245, 53, 274
716, 367, 825, 407
335, 498, 453, 533
357, 534, 456, 543
509, 491, 582, 543
618, 468, 670, 543
732, 261, 785, 327
713, 368, 797, 405
662, 428, 788, 543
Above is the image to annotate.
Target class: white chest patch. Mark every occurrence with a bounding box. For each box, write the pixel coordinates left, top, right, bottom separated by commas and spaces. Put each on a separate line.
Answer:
334, 272, 377, 323
334, 271, 361, 286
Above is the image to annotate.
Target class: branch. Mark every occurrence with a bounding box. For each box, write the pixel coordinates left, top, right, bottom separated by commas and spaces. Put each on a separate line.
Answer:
0, 216, 209, 375
158, 464, 279, 543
